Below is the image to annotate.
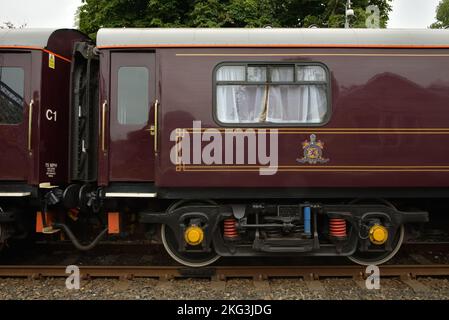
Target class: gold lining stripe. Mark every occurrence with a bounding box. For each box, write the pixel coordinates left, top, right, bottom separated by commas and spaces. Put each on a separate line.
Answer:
179, 164, 449, 173
185, 128, 449, 131
182, 168, 449, 172
182, 128, 449, 135
176, 53, 449, 57
100, 44, 449, 50
186, 132, 449, 135
182, 165, 449, 168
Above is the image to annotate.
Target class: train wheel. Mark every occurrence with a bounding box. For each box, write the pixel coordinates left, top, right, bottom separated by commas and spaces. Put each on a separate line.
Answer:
348, 225, 405, 266
161, 200, 220, 268
347, 199, 405, 266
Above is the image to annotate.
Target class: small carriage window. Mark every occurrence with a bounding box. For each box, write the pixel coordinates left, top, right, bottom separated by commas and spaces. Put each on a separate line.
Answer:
297, 66, 326, 82
271, 66, 294, 82
0, 67, 24, 124
117, 66, 149, 125
215, 63, 329, 125
247, 67, 267, 82
216, 66, 245, 82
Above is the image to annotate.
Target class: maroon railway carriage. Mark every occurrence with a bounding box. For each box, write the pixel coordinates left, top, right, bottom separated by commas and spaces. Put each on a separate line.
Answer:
4, 28, 449, 268
63, 27, 448, 267
0, 28, 91, 246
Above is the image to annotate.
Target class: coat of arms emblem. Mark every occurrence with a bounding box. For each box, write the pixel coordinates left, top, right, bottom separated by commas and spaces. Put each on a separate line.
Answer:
297, 134, 329, 165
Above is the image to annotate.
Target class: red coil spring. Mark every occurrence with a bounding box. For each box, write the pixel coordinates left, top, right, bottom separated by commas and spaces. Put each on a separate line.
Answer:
329, 218, 347, 238
223, 218, 238, 240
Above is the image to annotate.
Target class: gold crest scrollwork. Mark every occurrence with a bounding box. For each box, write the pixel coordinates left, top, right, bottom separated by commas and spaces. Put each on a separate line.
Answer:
297, 134, 329, 165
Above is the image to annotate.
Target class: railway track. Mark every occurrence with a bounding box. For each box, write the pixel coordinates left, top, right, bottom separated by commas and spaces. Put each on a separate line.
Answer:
1, 264, 449, 281
1, 240, 449, 294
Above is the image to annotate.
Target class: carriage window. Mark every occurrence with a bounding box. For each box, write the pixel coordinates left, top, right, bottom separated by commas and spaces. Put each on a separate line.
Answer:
271, 66, 294, 82
0, 67, 24, 124
215, 64, 329, 125
117, 66, 149, 125
247, 67, 267, 82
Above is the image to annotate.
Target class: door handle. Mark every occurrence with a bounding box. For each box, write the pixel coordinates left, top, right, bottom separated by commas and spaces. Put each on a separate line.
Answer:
101, 100, 107, 153
28, 99, 34, 153
153, 99, 159, 153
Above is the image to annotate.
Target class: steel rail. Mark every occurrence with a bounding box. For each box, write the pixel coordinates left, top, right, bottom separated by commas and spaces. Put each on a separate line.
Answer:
0, 265, 449, 280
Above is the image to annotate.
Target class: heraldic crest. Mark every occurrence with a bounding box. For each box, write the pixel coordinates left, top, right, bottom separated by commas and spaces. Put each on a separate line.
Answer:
297, 134, 329, 165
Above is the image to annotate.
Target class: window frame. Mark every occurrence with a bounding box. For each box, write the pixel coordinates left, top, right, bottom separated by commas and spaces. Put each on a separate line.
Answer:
212, 61, 332, 127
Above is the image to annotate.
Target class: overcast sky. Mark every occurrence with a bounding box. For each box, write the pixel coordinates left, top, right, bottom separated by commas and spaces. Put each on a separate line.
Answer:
0, 0, 443, 29
0, 0, 81, 28
388, 0, 441, 28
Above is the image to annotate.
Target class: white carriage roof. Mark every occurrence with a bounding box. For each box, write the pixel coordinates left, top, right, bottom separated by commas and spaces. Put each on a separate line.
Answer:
97, 28, 449, 48
0, 28, 63, 48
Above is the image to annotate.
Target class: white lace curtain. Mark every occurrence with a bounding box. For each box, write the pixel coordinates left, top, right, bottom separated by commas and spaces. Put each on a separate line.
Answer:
216, 66, 266, 123
216, 66, 327, 124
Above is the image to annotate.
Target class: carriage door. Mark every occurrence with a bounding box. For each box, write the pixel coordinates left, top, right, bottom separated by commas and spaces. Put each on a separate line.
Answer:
0, 53, 31, 181
109, 53, 156, 181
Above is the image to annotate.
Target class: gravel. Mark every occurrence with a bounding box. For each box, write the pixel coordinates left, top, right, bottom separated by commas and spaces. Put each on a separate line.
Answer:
0, 277, 448, 300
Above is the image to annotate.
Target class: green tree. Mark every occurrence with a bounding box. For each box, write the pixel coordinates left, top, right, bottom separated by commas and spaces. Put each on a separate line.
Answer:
78, 0, 393, 39
188, 0, 227, 27
147, 0, 196, 27
302, 0, 391, 28
430, 0, 449, 28
222, 0, 275, 27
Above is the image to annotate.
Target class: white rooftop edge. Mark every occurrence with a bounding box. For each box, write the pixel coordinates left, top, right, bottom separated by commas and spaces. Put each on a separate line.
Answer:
0, 28, 61, 48
97, 28, 449, 47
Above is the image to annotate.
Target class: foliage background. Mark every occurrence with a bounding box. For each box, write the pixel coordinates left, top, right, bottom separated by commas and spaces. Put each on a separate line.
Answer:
77, 0, 393, 39
430, 0, 449, 28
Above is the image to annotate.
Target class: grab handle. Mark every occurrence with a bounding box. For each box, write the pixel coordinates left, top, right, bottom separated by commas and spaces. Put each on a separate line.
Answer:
153, 99, 159, 153
28, 99, 34, 153
101, 100, 107, 153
